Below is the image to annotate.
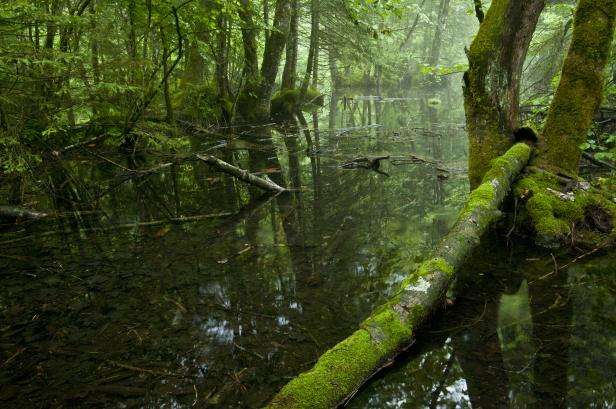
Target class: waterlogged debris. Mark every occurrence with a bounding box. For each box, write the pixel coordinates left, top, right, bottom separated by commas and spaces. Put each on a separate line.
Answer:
390, 154, 439, 165
350, 95, 420, 102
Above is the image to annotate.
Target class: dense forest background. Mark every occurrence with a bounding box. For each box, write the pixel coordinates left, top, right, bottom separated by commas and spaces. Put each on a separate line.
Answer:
2, 0, 614, 175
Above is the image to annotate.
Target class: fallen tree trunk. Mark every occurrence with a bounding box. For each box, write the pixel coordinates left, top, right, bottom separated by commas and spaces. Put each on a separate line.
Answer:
195, 153, 287, 193
264, 143, 532, 409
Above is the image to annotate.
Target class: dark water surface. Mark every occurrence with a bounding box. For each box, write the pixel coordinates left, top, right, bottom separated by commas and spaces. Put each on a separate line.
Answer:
1, 88, 615, 408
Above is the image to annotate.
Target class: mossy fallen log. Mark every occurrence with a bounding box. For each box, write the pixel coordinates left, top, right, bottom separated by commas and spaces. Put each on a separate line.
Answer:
264, 143, 532, 409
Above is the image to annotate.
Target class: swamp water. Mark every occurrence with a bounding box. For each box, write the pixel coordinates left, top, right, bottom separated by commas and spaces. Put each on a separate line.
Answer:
1, 87, 615, 408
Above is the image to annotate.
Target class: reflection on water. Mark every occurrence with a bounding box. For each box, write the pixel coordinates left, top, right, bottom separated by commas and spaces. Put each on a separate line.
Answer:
1, 86, 613, 408
348, 233, 616, 409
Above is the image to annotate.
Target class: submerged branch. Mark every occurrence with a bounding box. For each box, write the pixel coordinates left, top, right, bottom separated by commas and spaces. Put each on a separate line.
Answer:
196, 153, 287, 192
0, 206, 48, 221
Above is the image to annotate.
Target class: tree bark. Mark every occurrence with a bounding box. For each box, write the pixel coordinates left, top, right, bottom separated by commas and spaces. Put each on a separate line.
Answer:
237, 0, 291, 123
536, 0, 616, 173
429, 0, 450, 67
239, 0, 259, 82
258, 0, 292, 109
300, 0, 319, 99
264, 143, 532, 409
282, 0, 299, 90
463, 0, 544, 188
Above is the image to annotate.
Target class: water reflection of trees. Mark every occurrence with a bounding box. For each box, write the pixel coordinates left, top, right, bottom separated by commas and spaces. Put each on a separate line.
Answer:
349, 236, 615, 409
0, 90, 472, 407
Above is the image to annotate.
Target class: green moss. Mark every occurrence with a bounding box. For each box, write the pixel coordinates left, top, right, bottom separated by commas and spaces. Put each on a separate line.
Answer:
302, 87, 325, 112
537, 0, 616, 172
237, 81, 262, 123
460, 182, 496, 218
267, 315, 412, 409
417, 257, 454, 277
271, 88, 325, 122
271, 89, 299, 121
267, 256, 457, 407
362, 307, 413, 351
267, 259, 457, 407
465, 0, 516, 187
515, 171, 616, 247
397, 257, 454, 290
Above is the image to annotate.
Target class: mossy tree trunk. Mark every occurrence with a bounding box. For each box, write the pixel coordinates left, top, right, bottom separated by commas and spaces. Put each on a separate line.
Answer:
536, 0, 616, 173
264, 143, 532, 409
463, 0, 544, 188
237, 0, 291, 124
300, 0, 319, 100
239, 0, 259, 83
511, 0, 616, 248
281, 0, 299, 90
215, 12, 231, 123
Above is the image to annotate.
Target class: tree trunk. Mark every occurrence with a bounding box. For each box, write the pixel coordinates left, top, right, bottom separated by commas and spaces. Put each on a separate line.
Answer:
300, 0, 319, 99
238, 0, 291, 123
328, 44, 341, 89
160, 29, 175, 125
264, 143, 532, 409
429, 0, 450, 67
463, 0, 544, 188
536, 0, 616, 173
215, 13, 231, 123
180, 1, 210, 91
281, 0, 299, 90
399, 0, 427, 51
239, 0, 259, 82
259, 0, 292, 106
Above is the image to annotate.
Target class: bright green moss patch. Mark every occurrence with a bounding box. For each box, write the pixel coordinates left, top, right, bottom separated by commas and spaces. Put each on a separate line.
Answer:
417, 257, 454, 277
266, 330, 378, 409
497, 143, 532, 168
362, 307, 413, 352
460, 182, 496, 218
398, 258, 455, 290
484, 142, 531, 184
515, 172, 616, 247
464, 143, 531, 218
